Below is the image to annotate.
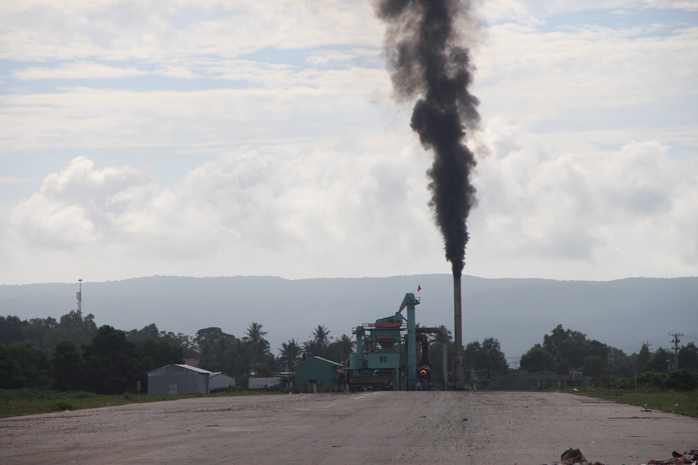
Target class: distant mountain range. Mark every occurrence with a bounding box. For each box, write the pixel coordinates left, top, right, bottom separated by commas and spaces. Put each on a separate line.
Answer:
1, 275, 696, 365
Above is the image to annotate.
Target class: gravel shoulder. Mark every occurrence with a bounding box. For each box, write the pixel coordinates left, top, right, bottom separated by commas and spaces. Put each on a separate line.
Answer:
1, 391, 696, 465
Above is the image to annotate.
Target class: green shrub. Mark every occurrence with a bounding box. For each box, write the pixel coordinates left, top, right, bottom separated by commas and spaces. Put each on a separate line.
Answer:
666, 369, 698, 391
637, 372, 668, 388
612, 379, 634, 390
54, 401, 73, 411
635, 370, 698, 391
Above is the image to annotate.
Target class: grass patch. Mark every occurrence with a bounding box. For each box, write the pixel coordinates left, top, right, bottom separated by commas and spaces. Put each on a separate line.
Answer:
566, 387, 698, 418
0, 388, 290, 418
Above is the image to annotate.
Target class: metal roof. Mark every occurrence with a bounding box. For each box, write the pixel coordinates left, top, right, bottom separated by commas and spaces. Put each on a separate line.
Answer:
175, 364, 212, 374
304, 356, 344, 367
147, 363, 213, 375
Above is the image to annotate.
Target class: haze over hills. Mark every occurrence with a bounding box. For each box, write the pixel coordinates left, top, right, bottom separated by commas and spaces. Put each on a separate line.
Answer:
1, 275, 696, 366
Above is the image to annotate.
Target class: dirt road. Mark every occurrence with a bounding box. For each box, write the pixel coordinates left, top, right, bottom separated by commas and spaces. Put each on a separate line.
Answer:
1, 391, 696, 465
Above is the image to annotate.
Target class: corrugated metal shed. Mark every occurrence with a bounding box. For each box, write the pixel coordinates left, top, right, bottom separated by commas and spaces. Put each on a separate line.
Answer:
209, 373, 236, 392
147, 364, 211, 395
294, 356, 344, 386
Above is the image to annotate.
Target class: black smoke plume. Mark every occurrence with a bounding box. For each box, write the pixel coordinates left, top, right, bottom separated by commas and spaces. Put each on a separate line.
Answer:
375, 0, 479, 277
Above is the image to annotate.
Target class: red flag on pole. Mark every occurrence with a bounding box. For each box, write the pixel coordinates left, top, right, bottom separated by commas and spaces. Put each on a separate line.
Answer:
417, 285, 421, 292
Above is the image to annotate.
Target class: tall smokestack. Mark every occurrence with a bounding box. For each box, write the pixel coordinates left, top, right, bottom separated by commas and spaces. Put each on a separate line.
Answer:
453, 275, 463, 388
375, 0, 479, 388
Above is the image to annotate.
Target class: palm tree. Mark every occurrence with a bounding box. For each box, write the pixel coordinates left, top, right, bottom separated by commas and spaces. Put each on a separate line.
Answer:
433, 325, 452, 344
304, 325, 332, 359
332, 334, 355, 363
244, 322, 270, 367
278, 339, 301, 372
312, 325, 332, 347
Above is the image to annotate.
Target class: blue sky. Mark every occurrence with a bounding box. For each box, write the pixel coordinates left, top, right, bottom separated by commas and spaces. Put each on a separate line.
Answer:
1, 0, 697, 285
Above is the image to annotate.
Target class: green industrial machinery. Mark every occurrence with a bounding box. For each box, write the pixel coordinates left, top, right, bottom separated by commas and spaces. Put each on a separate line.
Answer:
348, 293, 423, 391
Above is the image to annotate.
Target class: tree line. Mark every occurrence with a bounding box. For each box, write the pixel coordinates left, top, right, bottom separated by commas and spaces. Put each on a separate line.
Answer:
193, 324, 356, 379
0, 312, 186, 393
417, 324, 698, 388
0, 312, 357, 393
2, 312, 696, 394
518, 324, 698, 377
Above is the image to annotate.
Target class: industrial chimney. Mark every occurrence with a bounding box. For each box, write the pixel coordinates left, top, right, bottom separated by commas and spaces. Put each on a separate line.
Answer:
453, 275, 464, 389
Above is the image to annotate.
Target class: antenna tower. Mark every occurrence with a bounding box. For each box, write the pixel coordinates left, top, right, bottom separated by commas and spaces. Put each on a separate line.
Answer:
77, 279, 83, 314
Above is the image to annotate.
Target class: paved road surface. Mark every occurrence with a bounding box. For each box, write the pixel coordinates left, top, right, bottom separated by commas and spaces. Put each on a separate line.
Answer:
1, 391, 696, 464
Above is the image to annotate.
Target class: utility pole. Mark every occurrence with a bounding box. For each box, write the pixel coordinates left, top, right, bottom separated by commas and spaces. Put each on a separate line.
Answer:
668, 332, 683, 370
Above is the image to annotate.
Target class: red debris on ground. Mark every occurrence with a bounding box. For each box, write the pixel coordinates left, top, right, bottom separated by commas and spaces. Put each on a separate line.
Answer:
647, 449, 698, 465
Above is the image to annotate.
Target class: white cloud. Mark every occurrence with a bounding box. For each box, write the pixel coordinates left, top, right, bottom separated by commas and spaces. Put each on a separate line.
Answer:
12, 195, 97, 249
1, 0, 696, 284
643, 0, 698, 10
4, 115, 696, 285
0, 175, 35, 185
466, 117, 698, 279
0, 0, 382, 61
9, 157, 156, 250
471, 21, 698, 155
306, 50, 360, 65
0, 65, 392, 153
13, 62, 147, 80
39, 156, 154, 209
477, 0, 698, 24
1, 145, 445, 283
158, 65, 197, 80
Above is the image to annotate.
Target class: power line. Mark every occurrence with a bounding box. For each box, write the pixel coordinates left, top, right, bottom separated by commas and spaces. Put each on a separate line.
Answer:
620, 340, 650, 352
462, 299, 488, 340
